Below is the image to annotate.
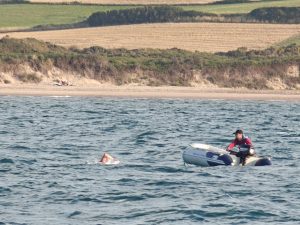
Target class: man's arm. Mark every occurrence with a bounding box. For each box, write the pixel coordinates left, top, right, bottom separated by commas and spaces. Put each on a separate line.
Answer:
226, 139, 236, 151
244, 138, 254, 149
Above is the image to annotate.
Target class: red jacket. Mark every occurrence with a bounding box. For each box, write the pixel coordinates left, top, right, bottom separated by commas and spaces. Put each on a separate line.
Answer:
227, 137, 253, 151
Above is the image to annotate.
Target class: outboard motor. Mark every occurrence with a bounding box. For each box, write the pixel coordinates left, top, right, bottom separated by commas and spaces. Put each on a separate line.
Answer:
255, 157, 272, 166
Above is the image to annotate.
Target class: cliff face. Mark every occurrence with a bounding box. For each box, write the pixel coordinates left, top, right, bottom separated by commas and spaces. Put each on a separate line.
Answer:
1, 61, 298, 90
0, 37, 299, 89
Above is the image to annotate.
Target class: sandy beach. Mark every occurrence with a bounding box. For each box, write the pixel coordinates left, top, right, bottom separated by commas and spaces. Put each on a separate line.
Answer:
0, 84, 299, 101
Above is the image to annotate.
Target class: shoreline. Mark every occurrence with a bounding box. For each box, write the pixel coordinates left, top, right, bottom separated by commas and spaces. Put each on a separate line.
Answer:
0, 84, 299, 101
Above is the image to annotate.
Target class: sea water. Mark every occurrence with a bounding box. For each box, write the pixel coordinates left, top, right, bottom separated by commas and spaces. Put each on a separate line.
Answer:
0, 97, 299, 224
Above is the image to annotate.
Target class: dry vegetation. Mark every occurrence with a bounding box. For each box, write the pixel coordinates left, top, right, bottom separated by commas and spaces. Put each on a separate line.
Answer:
1, 37, 299, 89
29, 0, 218, 4
2, 23, 300, 52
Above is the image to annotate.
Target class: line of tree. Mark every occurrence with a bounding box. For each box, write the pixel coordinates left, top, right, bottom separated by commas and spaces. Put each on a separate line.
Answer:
87, 6, 216, 27
87, 6, 300, 27
212, 0, 254, 5
247, 7, 300, 24
0, 0, 28, 3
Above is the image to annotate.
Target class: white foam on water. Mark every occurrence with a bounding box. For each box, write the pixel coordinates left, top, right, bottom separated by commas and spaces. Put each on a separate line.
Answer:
85, 159, 99, 165
85, 159, 120, 165
99, 159, 120, 166
49, 96, 72, 98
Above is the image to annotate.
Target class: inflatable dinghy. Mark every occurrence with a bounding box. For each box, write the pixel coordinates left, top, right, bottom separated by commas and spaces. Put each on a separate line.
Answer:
183, 143, 271, 167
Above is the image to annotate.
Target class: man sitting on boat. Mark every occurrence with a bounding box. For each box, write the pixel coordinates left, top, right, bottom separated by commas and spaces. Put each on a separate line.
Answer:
226, 129, 255, 165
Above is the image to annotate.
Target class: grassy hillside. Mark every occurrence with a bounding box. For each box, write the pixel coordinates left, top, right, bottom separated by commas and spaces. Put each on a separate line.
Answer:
1, 0, 300, 28
275, 34, 300, 47
0, 37, 299, 89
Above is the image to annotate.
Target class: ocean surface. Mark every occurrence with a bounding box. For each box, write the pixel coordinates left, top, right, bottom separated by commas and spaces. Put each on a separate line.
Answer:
0, 96, 299, 225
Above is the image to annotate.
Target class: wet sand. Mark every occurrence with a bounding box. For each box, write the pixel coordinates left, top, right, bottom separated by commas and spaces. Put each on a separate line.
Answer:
0, 84, 299, 101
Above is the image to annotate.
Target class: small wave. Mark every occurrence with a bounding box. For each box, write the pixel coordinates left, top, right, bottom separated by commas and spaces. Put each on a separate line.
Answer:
19, 159, 37, 165
0, 222, 28, 225
0, 187, 12, 194
135, 131, 159, 144
183, 208, 232, 219
0, 130, 9, 134
67, 211, 81, 218
71, 197, 106, 204
0, 158, 14, 164
9, 145, 30, 151
152, 166, 186, 173
145, 180, 184, 187
77, 110, 99, 114
86, 159, 99, 165
245, 209, 278, 218
109, 195, 145, 202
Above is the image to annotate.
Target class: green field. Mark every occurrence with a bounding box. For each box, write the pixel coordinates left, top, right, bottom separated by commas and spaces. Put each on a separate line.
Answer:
0, 4, 131, 28
0, 0, 299, 28
182, 0, 300, 14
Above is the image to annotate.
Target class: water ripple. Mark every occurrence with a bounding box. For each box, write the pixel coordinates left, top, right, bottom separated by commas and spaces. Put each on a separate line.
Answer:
0, 97, 299, 224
